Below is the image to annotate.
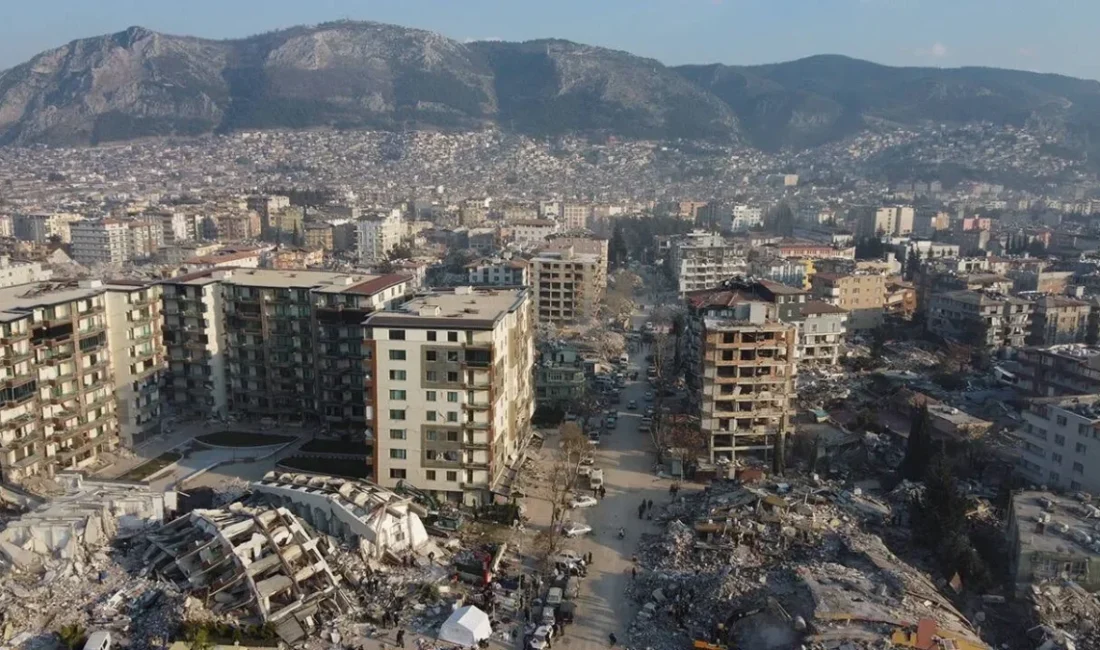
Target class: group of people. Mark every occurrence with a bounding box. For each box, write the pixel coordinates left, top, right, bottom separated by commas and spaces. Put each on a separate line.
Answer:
637, 498, 654, 519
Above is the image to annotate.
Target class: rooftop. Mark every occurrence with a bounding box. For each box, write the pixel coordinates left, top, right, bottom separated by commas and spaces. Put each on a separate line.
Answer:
802, 300, 848, 315
1031, 394, 1100, 421
162, 268, 410, 295
365, 286, 528, 330
1012, 490, 1100, 559
0, 280, 112, 322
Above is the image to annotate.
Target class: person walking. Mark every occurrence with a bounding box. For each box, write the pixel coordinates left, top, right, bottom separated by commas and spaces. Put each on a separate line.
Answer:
609, 632, 618, 647
631, 566, 637, 580
396, 630, 406, 648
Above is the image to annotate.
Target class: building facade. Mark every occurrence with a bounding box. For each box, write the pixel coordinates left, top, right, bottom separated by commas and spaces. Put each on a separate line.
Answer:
1015, 396, 1100, 493
356, 211, 405, 266
927, 290, 1033, 349
811, 272, 885, 332
70, 220, 133, 266
466, 258, 530, 287
366, 287, 534, 505
105, 282, 166, 446
1030, 296, 1091, 346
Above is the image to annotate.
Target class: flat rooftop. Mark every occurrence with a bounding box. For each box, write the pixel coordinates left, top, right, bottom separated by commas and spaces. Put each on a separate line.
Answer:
1012, 490, 1100, 558
366, 287, 527, 330
0, 280, 115, 322
162, 268, 410, 295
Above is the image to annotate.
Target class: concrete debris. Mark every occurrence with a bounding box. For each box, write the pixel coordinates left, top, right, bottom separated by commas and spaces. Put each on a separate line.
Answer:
1029, 580, 1100, 649
627, 478, 989, 650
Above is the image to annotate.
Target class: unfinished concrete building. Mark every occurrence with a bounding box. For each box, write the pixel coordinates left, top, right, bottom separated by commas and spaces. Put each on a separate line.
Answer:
684, 290, 797, 468
144, 505, 348, 641
252, 472, 430, 560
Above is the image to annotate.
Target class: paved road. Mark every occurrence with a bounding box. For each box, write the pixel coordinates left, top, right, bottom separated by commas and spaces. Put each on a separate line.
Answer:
552, 342, 671, 650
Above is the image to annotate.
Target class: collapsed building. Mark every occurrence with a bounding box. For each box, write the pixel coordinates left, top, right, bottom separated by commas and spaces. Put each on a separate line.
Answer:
144, 504, 350, 643
250, 472, 431, 560
0, 474, 172, 571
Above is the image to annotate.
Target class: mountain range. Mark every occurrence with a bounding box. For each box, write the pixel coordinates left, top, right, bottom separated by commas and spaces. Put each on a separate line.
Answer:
1, 20, 1099, 152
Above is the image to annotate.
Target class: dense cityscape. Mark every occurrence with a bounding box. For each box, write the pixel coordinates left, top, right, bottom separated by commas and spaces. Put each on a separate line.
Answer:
3, 15, 1100, 650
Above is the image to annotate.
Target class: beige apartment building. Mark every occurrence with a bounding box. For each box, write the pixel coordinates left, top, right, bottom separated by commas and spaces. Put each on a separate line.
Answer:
684, 294, 797, 469
367, 287, 534, 505
927, 290, 1033, 349
811, 272, 886, 331
161, 269, 410, 429
531, 238, 608, 325
0, 280, 168, 483
1030, 295, 1091, 346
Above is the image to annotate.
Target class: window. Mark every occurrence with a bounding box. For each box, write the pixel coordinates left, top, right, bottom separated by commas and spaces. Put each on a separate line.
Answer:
1073, 462, 1084, 474
1053, 452, 1063, 463
389, 449, 407, 459
447, 371, 459, 382
426, 430, 439, 441
426, 391, 437, 402
1077, 442, 1088, 454
389, 429, 406, 440
447, 430, 460, 442
427, 331, 437, 342
447, 351, 459, 362
446, 471, 458, 482
389, 369, 406, 381
426, 371, 439, 381
389, 390, 406, 400
388, 330, 405, 340
447, 391, 459, 403
427, 411, 437, 422
426, 350, 438, 361
1072, 480, 1082, 490
389, 409, 406, 420
1055, 434, 1066, 446
426, 470, 437, 481
1050, 471, 1061, 483
389, 469, 406, 480
448, 331, 459, 342
1057, 415, 1068, 426
389, 350, 406, 361
1080, 423, 1091, 435
447, 411, 459, 422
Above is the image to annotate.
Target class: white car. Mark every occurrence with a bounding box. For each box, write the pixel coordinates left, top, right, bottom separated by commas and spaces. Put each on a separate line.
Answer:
577, 465, 593, 477
561, 521, 592, 538
569, 495, 598, 509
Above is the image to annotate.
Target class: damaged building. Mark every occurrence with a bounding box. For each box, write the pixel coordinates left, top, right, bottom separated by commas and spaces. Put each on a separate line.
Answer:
144, 504, 349, 643
250, 472, 431, 560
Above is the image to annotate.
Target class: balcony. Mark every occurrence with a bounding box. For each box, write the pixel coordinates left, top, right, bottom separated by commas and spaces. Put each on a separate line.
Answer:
463, 402, 491, 411
463, 420, 491, 431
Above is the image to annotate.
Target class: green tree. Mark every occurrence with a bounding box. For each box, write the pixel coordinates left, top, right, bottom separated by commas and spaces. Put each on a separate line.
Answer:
901, 403, 933, 480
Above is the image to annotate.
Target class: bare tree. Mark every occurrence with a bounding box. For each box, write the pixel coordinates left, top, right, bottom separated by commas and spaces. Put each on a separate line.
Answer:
664, 416, 708, 479
532, 529, 564, 573
559, 422, 590, 485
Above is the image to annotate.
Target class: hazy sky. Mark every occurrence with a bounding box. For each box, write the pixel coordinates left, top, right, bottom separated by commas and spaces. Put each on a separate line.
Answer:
2, 0, 1095, 79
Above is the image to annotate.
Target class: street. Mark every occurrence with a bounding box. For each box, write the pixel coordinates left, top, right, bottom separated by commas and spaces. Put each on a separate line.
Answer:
533, 340, 669, 650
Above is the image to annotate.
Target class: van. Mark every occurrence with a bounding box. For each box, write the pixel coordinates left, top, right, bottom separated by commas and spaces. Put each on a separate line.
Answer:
83, 632, 112, 650
589, 469, 604, 490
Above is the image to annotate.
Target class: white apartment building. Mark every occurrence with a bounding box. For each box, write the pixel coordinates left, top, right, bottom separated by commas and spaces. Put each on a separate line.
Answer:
799, 301, 848, 366
70, 220, 132, 266
467, 258, 530, 286
104, 282, 165, 445
367, 287, 534, 505
356, 210, 406, 266
864, 206, 915, 237
1016, 395, 1100, 494
510, 220, 559, 245
0, 257, 52, 288
160, 272, 231, 419
669, 232, 747, 296
0, 215, 12, 238
730, 205, 764, 231
0, 280, 135, 483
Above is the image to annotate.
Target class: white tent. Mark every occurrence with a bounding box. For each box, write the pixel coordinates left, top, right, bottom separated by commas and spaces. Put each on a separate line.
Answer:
439, 605, 492, 647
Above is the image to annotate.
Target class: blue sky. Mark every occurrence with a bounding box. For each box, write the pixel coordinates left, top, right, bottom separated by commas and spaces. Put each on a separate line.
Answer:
2, 0, 1095, 79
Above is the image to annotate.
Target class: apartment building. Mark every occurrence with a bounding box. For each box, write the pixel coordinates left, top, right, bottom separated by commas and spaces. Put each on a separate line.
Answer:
104, 281, 166, 445
683, 291, 797, 469
510, 220, 559, 245
356, 210, 406, 265
927, 290, 1033, 349
861, 206, 914, 236
531, 243, 607, 325
466, 258, 530, 287
216, 211, 262, 241
810, 272, 885, 331
366, 287, 534, 505
0, 281, 123, 483
1015, 395, 1100, 494
1016, 345, 1100, 397
161, 269, 410, 427
143, 211, 191, 245
729, 205, 764, 231
1030, 295, 1091, 346
535, 347, 587, 406
70, 220, 133, 266
669, 233, 747, 296
0, 257, 51, 288
800, 301, 848, 366
305, 224, 335, 251
560, 204, 592, 231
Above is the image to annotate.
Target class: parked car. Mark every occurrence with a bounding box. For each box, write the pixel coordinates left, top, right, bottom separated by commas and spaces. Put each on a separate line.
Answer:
570, 495, 598, 509
589, 469, 605, 490
546, 587, 564, 607
578, 465, 593, 478
627, 400, 638, 410
562, 521, 593, 538
644, 391, 654, 401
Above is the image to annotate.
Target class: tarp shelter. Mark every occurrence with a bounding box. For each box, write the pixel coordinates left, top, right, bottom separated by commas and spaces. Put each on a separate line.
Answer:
439, 605, 492, 647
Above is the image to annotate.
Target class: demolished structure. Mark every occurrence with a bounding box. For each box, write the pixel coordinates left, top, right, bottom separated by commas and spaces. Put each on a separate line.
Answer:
251, 472, 430, 560
0, 473, 173, 571
144, 504, 349, 643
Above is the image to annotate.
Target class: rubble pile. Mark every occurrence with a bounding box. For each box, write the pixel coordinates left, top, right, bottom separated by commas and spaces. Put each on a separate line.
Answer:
1030, 580, 1100, 649
628, 480, 990, 650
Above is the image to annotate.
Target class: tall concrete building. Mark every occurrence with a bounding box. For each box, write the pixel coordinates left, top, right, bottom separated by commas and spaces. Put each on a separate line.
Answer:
70, 220, 133, 266
861, 206, 915, 236
669, 232, 747, 296
683, 291, 797, 469
1030, 296, 1091, 346
560, 204, 592, 231
160, 269, 410, 428
366, 287, 534, 505
0, 257, 52, 288
356, 210, 406, 266
1015, 395, 1100, 494
811, 272, 886, 332
0, 280, 162, 483
531, 239, 608, 325
104, 281, 166, 445
927, 290, 1033, 349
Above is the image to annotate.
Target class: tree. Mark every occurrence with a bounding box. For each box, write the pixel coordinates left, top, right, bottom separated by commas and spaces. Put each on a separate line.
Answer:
766, 202, 795, 237
57, 624, 86, 650
869, 326, 888, 360
664, 416, 707, 478
916, 456, 992, 590
903, 247, 922, 281
901, 404, 934, 480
